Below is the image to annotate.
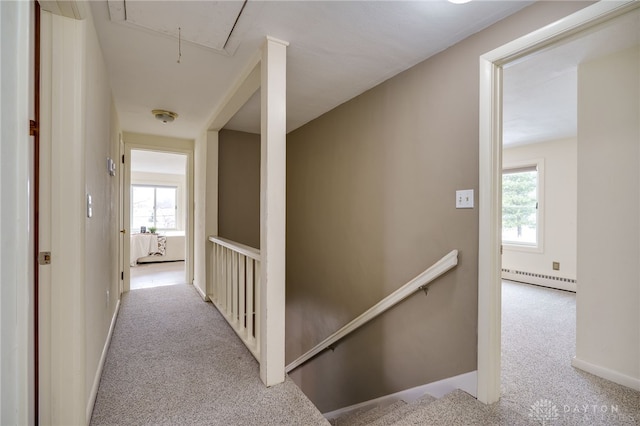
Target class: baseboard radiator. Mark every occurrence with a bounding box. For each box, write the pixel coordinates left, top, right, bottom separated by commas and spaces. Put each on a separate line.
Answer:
502, 268, 576, 292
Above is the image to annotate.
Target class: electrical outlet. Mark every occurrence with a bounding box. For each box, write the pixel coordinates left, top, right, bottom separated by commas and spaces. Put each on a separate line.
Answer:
552, 262, 560, 271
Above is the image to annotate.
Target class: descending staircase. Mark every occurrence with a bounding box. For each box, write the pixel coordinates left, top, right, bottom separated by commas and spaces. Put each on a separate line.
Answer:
327, 389, 535, 425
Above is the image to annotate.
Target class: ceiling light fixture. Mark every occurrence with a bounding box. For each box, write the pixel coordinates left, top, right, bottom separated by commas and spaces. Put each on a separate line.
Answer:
448, 0, 472, 4
152, 109, 178, 124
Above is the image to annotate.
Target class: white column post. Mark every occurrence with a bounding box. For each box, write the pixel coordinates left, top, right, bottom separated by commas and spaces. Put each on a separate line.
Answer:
205, 130, 219, 299
259, 36, 288, 386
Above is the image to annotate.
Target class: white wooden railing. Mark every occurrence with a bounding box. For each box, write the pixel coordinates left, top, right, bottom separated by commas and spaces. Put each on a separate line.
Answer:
209, 236, 261, 360
285, 250, 459, 373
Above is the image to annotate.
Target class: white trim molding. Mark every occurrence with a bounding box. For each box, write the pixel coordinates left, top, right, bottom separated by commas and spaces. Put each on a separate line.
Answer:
477, 0, 640, 405
86, 299, 121, 423
572, 357, 640, 392
323, 371, 477, 421
259, 36, 289, 387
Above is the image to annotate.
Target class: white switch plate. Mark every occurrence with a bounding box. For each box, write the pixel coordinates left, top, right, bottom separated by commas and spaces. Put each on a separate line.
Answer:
456, 189, 474, 209
87, 194, 93, 218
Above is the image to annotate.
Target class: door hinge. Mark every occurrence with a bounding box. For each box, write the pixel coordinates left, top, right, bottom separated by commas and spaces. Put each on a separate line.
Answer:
38, 251, 51, 265
122, 154, 125, 164
30, 120, 38, 136
121, 271, 124, 280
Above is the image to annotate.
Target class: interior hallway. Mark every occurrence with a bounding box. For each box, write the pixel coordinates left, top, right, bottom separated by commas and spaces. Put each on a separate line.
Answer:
90, 279, 639, 425
89, 284, 328, 425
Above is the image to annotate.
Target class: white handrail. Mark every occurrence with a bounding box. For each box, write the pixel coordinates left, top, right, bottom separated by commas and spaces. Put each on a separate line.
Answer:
209, 236, 260, 261
209, 236, 261, 360
285, 250, 459, 373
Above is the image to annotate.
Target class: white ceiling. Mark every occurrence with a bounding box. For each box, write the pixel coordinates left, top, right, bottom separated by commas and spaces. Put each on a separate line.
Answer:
91, 0, 534, 139
503, 6, 640, 147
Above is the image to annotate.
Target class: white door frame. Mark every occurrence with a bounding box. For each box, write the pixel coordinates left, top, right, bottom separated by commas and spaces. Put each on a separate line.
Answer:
123, 137, 195, 292
476, 0, 640, 404
118, 134, 125, 295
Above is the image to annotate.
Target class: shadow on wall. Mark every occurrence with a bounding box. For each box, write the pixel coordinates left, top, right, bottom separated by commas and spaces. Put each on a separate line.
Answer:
217, 129, 261, 249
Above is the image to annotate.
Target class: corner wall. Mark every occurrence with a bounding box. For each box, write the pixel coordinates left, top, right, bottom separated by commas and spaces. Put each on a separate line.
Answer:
286, 1, 593, 412
575, 45, 640, 389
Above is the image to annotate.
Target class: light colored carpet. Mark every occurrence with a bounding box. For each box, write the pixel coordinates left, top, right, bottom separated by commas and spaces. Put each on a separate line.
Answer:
90, 284, 329, 425
499, 280, 639, 425
91, 280, 638, 425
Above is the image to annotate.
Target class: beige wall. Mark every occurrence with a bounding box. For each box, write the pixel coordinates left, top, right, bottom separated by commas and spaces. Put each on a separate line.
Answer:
576, 45, 640, 386
218, 129, 261, 249
286, 1, 592, 412
502, 138, 577, 283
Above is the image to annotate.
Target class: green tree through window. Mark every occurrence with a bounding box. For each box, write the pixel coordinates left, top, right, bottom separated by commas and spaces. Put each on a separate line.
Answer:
502, 168, 537, 245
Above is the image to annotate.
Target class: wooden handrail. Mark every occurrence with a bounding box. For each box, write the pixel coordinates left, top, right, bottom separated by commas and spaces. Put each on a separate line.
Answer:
285, 250, 459, 373
209, 236, 260, 260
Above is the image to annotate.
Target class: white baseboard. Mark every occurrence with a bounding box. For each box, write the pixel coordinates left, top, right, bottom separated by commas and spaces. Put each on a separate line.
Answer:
502, 270, 576, 292
323, 370, 477, 420
86, 298, 121, 424
193, 280, 209, 301
572, 357, 640, 391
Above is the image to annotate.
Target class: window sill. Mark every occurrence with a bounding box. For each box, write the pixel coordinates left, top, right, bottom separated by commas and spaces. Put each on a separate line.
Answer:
502, 243, 543, 254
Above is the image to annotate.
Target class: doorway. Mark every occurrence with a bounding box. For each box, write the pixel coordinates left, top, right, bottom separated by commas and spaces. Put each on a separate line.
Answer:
128, 149, 187, 290
122, 134, 195, 294
478, 1, 640, 403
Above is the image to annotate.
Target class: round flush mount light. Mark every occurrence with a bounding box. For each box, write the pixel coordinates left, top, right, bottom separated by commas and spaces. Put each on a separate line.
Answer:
448, 0, 472, 3
152, 109, 178, 124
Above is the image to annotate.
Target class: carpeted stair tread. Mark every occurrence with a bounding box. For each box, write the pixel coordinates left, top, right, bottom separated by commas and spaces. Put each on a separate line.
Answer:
394, 389, 536, 426
329, 406, 371, 425
347, 400, 408, 426
368, 393, 437, 426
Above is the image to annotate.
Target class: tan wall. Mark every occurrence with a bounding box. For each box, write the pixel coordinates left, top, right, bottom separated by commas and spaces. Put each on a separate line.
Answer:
286, 1, 592, 412
576, 45, 640, 384
218, 129, 261, 249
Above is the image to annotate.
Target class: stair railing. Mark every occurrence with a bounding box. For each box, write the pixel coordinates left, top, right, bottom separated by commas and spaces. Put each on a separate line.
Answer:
209, 236, 261, 360
285, 250, 458, 373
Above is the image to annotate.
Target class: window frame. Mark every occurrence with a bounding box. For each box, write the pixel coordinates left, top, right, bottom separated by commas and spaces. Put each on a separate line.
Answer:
501, 158, 544, 253
131, 184, 179, 231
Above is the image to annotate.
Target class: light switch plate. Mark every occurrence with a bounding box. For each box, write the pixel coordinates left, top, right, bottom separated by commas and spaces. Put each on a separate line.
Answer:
456, 189, 474, 209
87, 194, 93, 218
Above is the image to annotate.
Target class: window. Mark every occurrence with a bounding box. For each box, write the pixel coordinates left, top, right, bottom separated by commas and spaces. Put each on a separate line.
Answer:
502, 161, 543, 250
132, 185, 177, 231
